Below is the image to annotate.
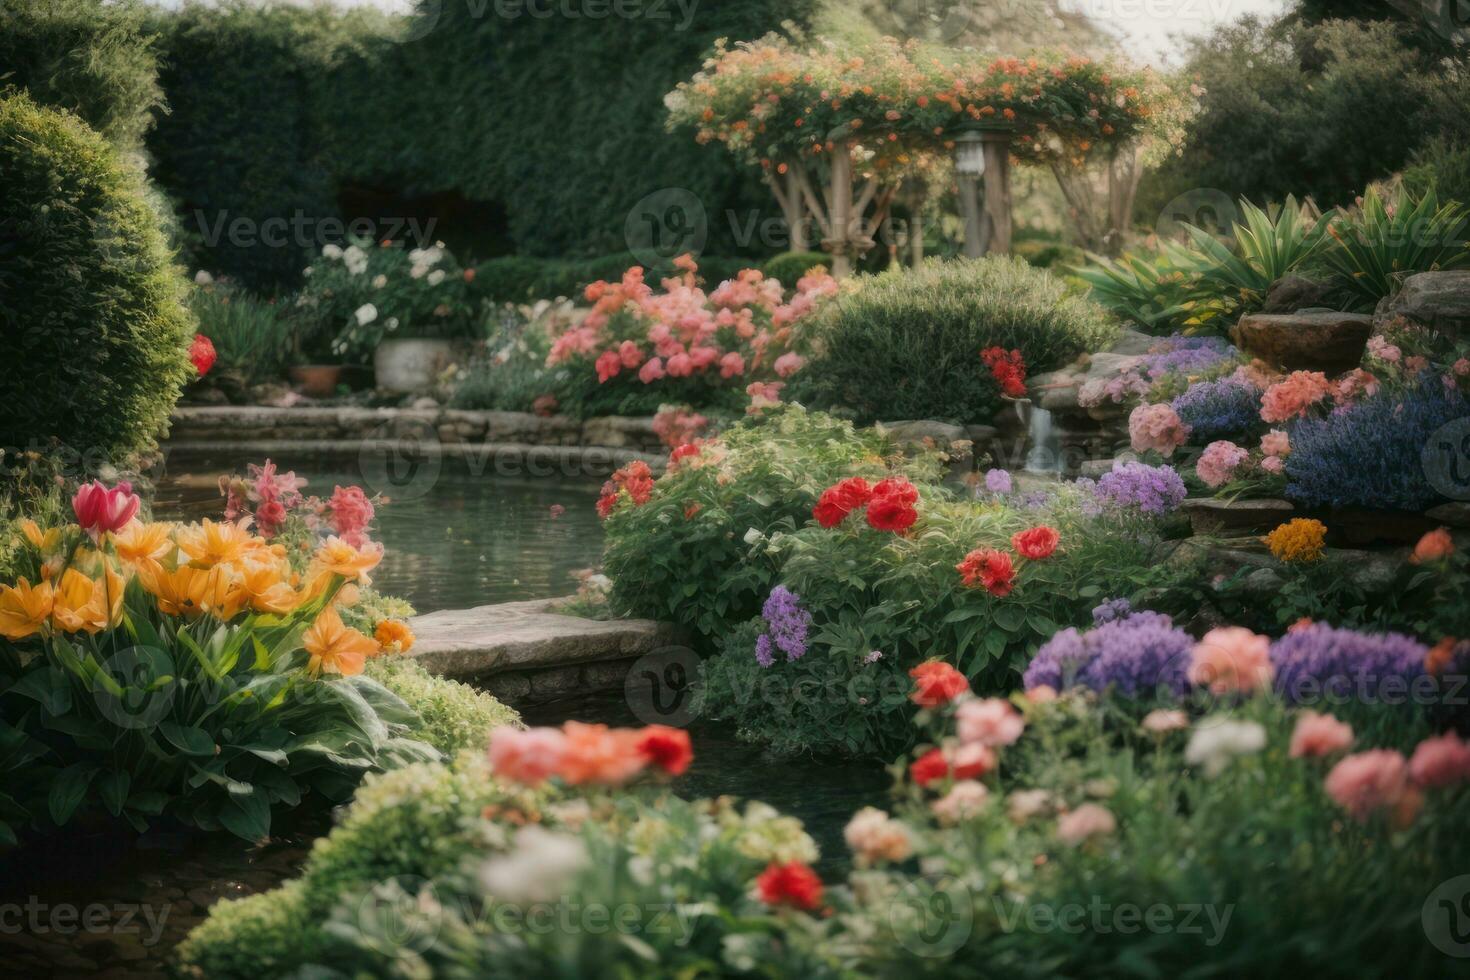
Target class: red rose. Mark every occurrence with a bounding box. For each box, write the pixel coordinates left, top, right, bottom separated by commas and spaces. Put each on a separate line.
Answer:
190, 333, 217, 377
949, 742, 996, 779
909, 660, 969, 706
910, 748, 950, 786
870, 476, 918, 504
756, 861, 824, 910
865, 494, 917, 533
813, 477, 873, 528
634, 725, 693, 776
956, 548, 1016, 596
1011, 526, 1060, 560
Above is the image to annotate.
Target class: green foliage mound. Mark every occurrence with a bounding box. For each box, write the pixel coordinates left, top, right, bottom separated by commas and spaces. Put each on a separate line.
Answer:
0, 92, 193, 464
791, 257, 1117, 424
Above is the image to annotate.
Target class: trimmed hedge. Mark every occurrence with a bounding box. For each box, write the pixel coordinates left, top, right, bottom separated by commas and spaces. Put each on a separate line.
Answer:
761, 250, 831, 287
473, 253, 755, 304
0, 0, 161, 151
790, 257, 1118, 425
0, 93, 193, 464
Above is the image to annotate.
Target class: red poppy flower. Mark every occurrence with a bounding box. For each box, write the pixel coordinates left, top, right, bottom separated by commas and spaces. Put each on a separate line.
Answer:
909, 661, 970, 706
865, 494, 918, 533
956, 548, 1016, 596
1011, 526, 1060, 560
813, 477, 872, 528
634, 725, 693, 776
756, 861, 824, 910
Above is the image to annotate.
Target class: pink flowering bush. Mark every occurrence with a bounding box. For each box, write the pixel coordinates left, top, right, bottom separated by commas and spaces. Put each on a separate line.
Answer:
1127, 402, 1190, 456
219, 459, 381, 566
1194, 439, 1251, 488
546, 254, 836, 418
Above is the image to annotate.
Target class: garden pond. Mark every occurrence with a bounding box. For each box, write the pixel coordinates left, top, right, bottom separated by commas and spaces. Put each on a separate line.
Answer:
0, 455, 890, 977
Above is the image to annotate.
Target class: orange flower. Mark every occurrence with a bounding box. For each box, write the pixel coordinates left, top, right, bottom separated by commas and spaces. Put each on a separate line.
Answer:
303, 606, 377, 677
138, 563, 247, 620
374, 619, 415, 653
19, 519, 60, 554
557, 722, 646, 786
112, 521, 174, 575
175, 519, 254, 568
237, 559, 301, 615
0, 577, 54, 640
1411, 527, 1454, 564
50, 566, 127, 634
310, 536, 382, 583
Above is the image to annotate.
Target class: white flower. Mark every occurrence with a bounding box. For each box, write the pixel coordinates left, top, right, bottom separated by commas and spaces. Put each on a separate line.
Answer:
372, 274, 387, 289
321, 243, 343, 260
385, 317, 399, 332
353, 303, 378, 326
410, 263, 428, 279
1185, 718, 1266, 777
427, 269, 446, 286
479, 826, 587, 903
193, 270, 214, 285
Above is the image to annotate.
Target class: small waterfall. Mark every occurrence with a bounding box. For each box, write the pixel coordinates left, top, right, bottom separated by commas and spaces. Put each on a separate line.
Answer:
1023, 403, 1063, 474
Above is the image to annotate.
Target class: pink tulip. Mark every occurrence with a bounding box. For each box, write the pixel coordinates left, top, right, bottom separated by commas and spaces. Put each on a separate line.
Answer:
72, 480, 140, 537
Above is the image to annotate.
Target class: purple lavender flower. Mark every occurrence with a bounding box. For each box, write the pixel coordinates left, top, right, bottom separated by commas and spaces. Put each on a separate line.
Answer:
984, 468, 1012, 494
755, 633, 775, 668
1024, 611, 1192, 698
1270, 624, 1428, 705
759, 586, 812, 663
1093, 462, 1188, 515
1170, 377, 1262, 442
1143, 335, 1236, 380
1091, 597, 1133, 626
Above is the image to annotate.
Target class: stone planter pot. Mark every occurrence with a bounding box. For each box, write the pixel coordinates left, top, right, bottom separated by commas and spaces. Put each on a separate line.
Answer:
374, 338, 456, 394
288, 364, 344, 397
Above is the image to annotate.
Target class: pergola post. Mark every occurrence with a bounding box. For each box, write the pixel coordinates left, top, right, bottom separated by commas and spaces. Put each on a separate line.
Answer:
980, 129, 1013, 255
825, 141, 855, 278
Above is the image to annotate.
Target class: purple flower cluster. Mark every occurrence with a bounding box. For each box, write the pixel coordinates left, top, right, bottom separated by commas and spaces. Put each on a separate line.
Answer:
1092, 462, 1188, 515
1091, 597, 1133, 625
1171, 377, 1262, 442
1144, 335, 1236, 380
1270, 624, 1429, 705
754, 586, 813, 667
1023, 611, 1193, 698
984, 468, 1012, 494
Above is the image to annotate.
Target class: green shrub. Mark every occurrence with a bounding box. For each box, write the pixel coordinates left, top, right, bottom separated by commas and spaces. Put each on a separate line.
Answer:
473, 254, 759, 305
0, 92, 193, 465
448, 304, 564, 413
364, 656, 519, 757
791, 257, 1117, 424
1404, 137, 1470, 207
0, 0, 161, 151
602, 407, 902, 640
1013, 238, 1085, 270
187, 283, 295, 385
762, 250, 831, 287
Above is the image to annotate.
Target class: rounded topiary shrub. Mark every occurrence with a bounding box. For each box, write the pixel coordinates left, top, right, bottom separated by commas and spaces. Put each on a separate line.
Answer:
762, 250, 830, 288
0, 93, 194, 464
789, 257, 1118, 424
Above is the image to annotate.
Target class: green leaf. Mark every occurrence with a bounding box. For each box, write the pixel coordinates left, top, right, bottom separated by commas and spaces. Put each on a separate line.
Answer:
126, 791, 169, 815
219, 791, 271, 842
159, 722, 217, 757
992, 604, 1025, 632
0, 820, 16, 847
48, 765, 95, 826
98, 770, 131, 816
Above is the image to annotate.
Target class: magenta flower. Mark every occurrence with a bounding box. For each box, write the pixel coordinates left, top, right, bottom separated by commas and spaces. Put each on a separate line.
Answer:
72, 480, 140, 537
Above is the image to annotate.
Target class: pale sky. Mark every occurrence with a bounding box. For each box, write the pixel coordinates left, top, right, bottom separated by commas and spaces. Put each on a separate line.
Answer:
149, 0, 1292, 66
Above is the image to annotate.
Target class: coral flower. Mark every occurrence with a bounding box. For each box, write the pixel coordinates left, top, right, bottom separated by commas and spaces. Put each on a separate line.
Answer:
1324, 749, 1412, 822
311, 536, 383, 583
1188, 626, 1274, 696
50, 566, 126, 635
238, 559, 302, 615
175, 518, 254, 568
0, 578, 54, 641
303, 606, 378, 677
1411, 527, 1454, 564
558, 721, 645, 786
374, 618, 416, 653
488, 726, 568, 785
634, 725, 694, 776
111, 521, 175, 575
956, 697, 1025, 746
1408, 732, 1470, 789
1056, 803, 1116, 845
956, 548, 1015, 596
1289, 711, 1354, 759
72, 480, 140, 538
1011, 526, 1059, 559
844, 807, 913, 865
1127, 403, 1189, 457
756, 861, 823, 911
909, 660, 970, 706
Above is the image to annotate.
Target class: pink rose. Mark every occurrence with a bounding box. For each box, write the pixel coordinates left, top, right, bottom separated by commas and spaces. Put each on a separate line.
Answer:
719, 352, 746, 378
688, 346, 720, 370
956, 698, 1025, 747
1289, 711, 1353, 758
1128, 403, 1189, 457
638, 358, 666, 383
1260, 455, 1284, 474
72, 480, 140, 537
618, 340, 643, 369
1188, 626, 1274, 695
1408, 731, 1470, 789
1453, 358, 1470, 377
1260, 429, 1290, 457
595, 350, 622, 383
773, 351, 807, 377
1324, 749, 1416, 823
1260, 371, 1332, 423
487, 726, 567, 785
665, 352, 694, 377
931, 780, 989, 824
1141, 709, 1188, 734
1056, 803, 1116, 845
1196, 440, 1250, 488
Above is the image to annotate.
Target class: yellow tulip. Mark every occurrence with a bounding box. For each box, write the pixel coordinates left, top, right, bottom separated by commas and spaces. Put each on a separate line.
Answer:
303, 606, 377, 677
138, 564, 246, 621
50, 566, 126, 635
0, 578, 54, 641
20, 520, 60, 554
175, 518, 254, 568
